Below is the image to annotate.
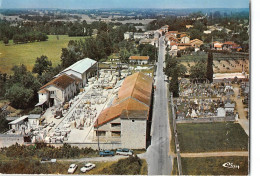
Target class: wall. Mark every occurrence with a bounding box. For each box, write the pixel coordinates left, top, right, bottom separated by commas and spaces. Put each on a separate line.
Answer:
38, 93, 48, 103
93, 117, 121, 142
121, 118, 147, 149
0, 134, 24, 148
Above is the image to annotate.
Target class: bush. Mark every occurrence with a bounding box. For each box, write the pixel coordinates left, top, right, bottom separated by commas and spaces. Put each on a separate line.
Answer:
29, 107, 42, 114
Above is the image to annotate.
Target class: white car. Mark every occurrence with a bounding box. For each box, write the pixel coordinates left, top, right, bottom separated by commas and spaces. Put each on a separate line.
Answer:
68, 164, 78, 174
80, 163, 96, 173
116, 148, 133, 156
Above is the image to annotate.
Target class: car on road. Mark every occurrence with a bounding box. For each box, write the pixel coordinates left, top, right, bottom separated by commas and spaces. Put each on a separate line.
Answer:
80, 163, 96, 173
99, 150, 114, 157
116, 148, 133, 156
68, 164, 78, 174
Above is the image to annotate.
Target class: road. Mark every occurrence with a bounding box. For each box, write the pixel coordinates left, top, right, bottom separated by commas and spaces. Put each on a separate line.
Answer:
232, 85, 249, 136
144, 36, 172, 175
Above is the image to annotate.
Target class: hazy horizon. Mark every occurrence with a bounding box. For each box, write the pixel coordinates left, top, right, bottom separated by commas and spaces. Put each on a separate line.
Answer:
0, 0, 249, 9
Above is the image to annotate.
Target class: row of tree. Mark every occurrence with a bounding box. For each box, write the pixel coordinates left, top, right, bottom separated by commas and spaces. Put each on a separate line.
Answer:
164, 52, 214, 97
11, 32, 48, 44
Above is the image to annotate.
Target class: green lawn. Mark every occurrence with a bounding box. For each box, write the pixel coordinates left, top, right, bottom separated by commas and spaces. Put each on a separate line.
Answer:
177, 156, 248, 175
0, 35, 87, 74
177, 122, 248, 153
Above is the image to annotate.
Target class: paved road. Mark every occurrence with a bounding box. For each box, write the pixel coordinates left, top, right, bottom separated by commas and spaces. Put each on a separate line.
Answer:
232, 85, 249, 136
180, 151, 248, 158
145, 36, 172, 175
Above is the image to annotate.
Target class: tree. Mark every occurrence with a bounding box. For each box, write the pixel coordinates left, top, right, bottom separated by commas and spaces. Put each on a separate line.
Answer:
190, 60, 207, 82
119, 48, 131, 63
206, 52, 214, 82
5, 83, 34, 109
60, 48, 78, 68
3, 37, 9, 45
32, 55, 52, 76
189, 29, 203, 40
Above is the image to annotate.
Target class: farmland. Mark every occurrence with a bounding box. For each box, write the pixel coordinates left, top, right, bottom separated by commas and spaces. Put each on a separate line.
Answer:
0, 35, 87, 74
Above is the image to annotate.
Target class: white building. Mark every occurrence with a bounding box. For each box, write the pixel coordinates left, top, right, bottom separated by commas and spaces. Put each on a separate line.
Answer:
36, 74, 76, 107
124, 32, 134, 40
129, 56, 150, 65
57, 58, 97, 87
93, 72, 153, 149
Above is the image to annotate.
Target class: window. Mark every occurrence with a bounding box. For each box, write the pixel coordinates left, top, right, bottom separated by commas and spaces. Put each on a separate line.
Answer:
111, 131, 121, 137
96, 131, 106, 136
132, 120, 135, 122
50, 91, 55, 95
111, 123, 121, 127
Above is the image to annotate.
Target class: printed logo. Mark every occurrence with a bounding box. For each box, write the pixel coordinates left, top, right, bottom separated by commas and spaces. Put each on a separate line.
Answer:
222, 162, 240, 169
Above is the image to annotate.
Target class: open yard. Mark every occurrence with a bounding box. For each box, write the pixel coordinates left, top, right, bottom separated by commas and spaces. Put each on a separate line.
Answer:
0, 35, 87, 74
173, 156, 248, 175
177, 122, 248, 153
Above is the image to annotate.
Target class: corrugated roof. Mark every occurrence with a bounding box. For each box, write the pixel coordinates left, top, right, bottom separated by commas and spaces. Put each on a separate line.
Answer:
129, 56, 149, 60
61, 58, 97, 74
40, 74, 75, 90
94, 72, 153, 127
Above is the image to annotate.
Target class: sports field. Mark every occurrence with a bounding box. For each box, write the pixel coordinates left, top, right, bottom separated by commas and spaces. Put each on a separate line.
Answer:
0, 35, 87, 74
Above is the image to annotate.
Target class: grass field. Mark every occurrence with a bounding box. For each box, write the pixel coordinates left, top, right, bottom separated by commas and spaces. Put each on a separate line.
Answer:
174, 156, 248, 175
0, 35, 87, 74
0, 157, 147, 175
177, 122, 248, 153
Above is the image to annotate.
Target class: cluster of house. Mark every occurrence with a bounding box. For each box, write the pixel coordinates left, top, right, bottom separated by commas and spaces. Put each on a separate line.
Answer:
164, 31, 204, 56
124, 25, 169, 48
93, 72, 153, 149
203, 24, 232, 34
36, 58, 98, 108
213, 41, 242, 51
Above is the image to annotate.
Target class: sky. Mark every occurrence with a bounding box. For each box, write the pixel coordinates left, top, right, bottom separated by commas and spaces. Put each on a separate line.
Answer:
0, 0, 249, 9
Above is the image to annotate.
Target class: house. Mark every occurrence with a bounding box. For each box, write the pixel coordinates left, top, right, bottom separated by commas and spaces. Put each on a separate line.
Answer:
186, 25, 193, 29
224, 103, 235, 112
139, 38, 158, 47
203, 30, 212, 34
133, 33, 146, 39
8, 116, 28, 131
213, 41, 223, 50
94, 72, 153, 149
124, 32, 134, 40
129, 56, 150, 65
180, 35, 190, 44
190, 39, 204, 48
222, 41, 242, 51
160, 25, 169, 33
36, 74, 76, 107
28, 114, 41, 128
57, 58, 97, 88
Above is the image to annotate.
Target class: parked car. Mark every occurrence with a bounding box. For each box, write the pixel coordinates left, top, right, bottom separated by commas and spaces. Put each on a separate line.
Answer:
80, 163, 96, 173
41, 157, 51, 162
99, 150, 114, 157
68, 164, 78, 174
116, 148, 133, 156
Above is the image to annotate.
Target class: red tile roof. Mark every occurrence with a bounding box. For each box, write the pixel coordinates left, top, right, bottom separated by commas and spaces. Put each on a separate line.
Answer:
94, 72, 153, 127
40, 74, 75, 90
129, 56, 149, 60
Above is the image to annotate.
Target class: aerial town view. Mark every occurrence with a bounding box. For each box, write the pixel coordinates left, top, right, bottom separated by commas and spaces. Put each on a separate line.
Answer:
0, 0, 250, 175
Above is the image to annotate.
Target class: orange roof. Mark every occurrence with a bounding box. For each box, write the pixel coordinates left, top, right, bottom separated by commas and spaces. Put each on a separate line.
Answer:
40, 74, 75, 90
94, 98, 149, 127
38, 89, 48, 94
129, 56, 149, 60
170, 42, 178, 46
223, 41, 235, 45
180, 34, 188, 38
114, 72, 153, 106
94, 72, 153, 127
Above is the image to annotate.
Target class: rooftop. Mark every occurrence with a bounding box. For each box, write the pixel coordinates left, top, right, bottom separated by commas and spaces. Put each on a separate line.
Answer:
40, 74, 75, 90
95, 72, 153, 127
129, 56, 149, 60
8, 116, 28, 125
61, 58, 97, 74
